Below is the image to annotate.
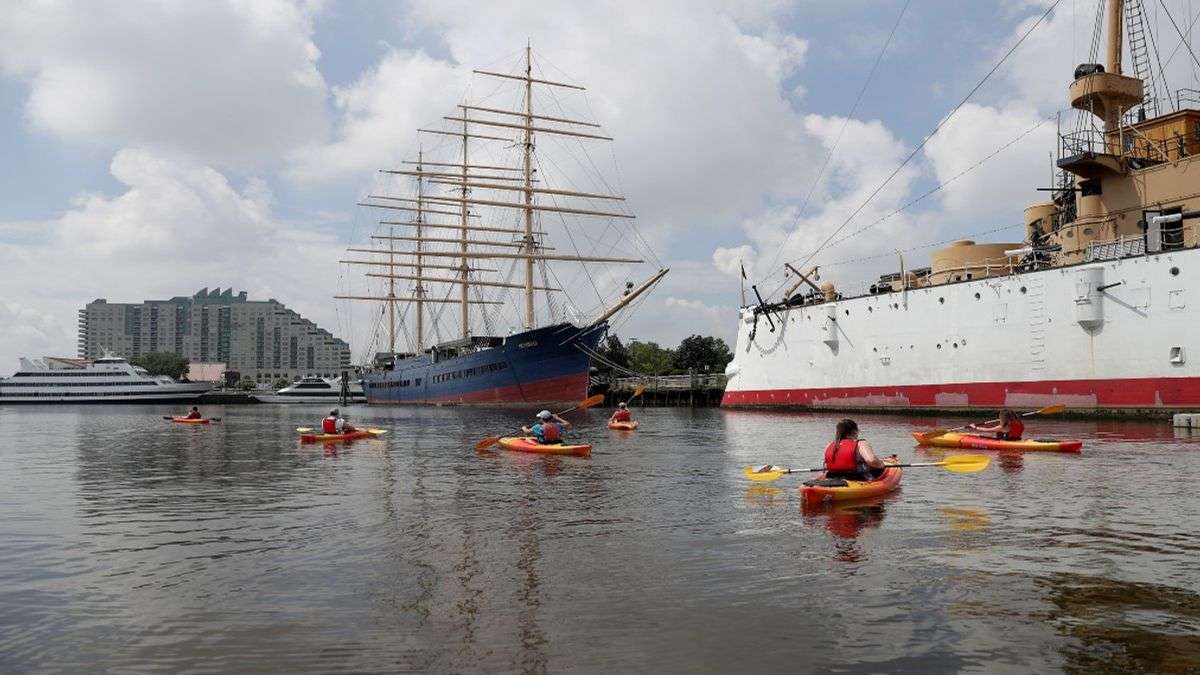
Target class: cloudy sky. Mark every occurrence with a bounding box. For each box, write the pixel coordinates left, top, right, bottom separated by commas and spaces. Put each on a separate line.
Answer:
2, 0, 1199, 369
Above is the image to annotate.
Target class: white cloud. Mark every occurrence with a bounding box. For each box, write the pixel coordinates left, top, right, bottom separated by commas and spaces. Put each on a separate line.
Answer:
0, 0, 329, 165
0, 148, 345, 369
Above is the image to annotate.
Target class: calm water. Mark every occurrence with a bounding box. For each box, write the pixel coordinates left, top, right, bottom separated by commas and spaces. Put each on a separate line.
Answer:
1, 404, 1198, 673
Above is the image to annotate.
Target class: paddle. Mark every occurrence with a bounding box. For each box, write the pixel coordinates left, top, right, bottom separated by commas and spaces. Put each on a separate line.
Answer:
474, 394, 605, 450
296, 427, 388, 435
626, 384, 647, 406
919, 404, 1066, 441
743, 454, 991, 482
164, 416, 221, 422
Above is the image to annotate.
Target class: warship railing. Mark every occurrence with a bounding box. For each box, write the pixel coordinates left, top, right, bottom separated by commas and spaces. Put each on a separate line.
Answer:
1062, 128, 1194, 164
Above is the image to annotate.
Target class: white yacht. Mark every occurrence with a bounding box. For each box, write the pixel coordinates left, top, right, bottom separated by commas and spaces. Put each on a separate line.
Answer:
254, 376, 365, 404
0, 356, 212, 403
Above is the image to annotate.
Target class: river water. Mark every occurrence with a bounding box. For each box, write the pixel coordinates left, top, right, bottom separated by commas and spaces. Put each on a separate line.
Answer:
1, 404, 1198, 673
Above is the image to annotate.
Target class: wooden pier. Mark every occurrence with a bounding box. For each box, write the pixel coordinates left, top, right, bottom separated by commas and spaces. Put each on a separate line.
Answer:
602, 373, 727, 407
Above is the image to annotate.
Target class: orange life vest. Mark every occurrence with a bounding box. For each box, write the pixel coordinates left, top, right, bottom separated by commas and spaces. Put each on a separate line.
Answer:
999, 419, 1024, 440
824, 439, 860, 473
613, 409, 632, 422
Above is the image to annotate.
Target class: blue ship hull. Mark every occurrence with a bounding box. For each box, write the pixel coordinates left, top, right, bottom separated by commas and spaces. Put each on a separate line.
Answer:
363, 322, 605, 406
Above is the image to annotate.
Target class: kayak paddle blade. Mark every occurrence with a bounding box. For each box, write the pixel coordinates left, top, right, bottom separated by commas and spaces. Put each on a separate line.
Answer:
939, 454, 991, 474
1036, 403, 1066, 416
366, 429, 388, 435
475, 436, 501, 450
296, 427, 315, 433
579, 394, 606, 410
743, 465, 786, 482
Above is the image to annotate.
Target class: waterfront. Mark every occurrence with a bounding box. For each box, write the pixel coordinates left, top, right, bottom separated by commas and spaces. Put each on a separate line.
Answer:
2, 405, 1198, 672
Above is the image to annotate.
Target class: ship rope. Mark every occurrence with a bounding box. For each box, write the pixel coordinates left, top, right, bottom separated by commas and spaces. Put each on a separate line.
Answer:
1159, 0, 1200, 71
766, 110, 1063, 300
770, 0, 1064, 290
757, 0, 912, 279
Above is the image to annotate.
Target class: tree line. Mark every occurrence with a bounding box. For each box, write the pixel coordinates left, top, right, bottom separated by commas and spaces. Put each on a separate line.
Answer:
595, 334, 732, 377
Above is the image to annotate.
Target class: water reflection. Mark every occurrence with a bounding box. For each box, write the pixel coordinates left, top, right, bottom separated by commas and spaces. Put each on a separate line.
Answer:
801, 497, 892, 562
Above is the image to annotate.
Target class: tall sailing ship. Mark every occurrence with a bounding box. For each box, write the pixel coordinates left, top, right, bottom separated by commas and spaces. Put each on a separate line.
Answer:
339, 46, 666, 406
724, 0, 1200, 412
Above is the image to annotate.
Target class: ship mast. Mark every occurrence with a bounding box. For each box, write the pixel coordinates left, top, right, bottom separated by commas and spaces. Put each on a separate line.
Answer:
415, 149, 426, 351
460, 113, 471, 337
522, 42, 536, 329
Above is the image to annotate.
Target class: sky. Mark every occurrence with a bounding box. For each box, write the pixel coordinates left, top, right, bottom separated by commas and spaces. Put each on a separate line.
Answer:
2, 0, 1199, 370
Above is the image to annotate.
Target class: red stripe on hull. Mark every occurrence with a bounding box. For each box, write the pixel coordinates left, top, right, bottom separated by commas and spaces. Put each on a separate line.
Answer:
721, 376, 1200, 410
367, 372, 589, 407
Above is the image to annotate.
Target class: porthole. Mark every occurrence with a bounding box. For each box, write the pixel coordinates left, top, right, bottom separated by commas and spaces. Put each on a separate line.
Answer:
868, 306, 874, 313
936, 343, 942, 349
938, 297, 945, 304
1020, 286, 1027, 294
872, 347, 878, 353
961, 339, 967, 346
845, 309, 850, 316
952, 342, 958, 348
1170, 266, 1180, 276
974, 292, 981, 300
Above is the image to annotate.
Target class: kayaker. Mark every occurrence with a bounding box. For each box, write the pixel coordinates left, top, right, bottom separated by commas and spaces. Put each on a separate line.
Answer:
184, 406, 202, 420
609, 402, 633, 424
338, 414, 359, 434
523, 410, 570, 445
968, 409, 1024, 440
322, 409, 340, 434
824, 418, 890, 481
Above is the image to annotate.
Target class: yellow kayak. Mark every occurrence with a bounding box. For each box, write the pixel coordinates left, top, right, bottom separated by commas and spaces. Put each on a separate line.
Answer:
912, 431, 1082, 453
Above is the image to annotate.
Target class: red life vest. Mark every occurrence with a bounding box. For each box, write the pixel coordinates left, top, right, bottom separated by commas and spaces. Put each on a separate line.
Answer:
322, 417, 338, 434
824, 439, 860, 473
613, 409, 631, 422
1000, 419, 1024, 440
540, 422, 562, 443
186, 410, 202, 419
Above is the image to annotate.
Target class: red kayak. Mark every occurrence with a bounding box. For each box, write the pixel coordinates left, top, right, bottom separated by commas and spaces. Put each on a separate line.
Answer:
498, 436, 592, 457
299, 430, 382, 443
912, 431, 1082, 453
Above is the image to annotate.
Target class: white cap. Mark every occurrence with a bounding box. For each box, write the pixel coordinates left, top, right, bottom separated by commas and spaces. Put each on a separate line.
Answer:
618, 402, 627, 408
538, 410, 552, 420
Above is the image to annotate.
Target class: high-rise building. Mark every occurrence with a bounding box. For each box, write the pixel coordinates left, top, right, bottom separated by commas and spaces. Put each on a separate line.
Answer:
78, 288, 352, 383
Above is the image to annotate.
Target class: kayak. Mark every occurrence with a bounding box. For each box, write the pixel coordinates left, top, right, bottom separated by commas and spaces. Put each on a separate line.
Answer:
171, 417, 210, 425
912, 431, 1082, 453
497, 436, 592, 457
801, 466, 902, 504
607, 421, 639, 431
299, 429, 382, 443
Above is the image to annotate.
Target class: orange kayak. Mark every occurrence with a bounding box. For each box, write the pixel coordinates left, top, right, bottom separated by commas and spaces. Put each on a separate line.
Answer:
498, 436, 592, 457
299, 429, 381, 443
607, 421, 639, 431
912, 431, 1082, 453
172, 417, 210, 425
801, 467, 902, 504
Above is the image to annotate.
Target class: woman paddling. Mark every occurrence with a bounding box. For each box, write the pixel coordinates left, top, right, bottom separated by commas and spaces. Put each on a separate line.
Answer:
968, 409, 1024, 441
824, 418, 893, 481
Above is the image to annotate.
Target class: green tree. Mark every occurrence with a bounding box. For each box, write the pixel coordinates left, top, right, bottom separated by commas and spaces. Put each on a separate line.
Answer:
595, 335, 631, 375
627, 340, 675, 375
131, 352, 190, 380
672, 334, 733, 374
273, 377, 292, 390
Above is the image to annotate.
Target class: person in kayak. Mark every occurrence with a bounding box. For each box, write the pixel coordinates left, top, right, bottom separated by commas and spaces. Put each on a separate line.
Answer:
968, 410, 1024, 440
184, 406, 202, 420
322, 409, 339, 434
609, 402, 634, 425
824, 418, 892, 481
523, 410, 570, 445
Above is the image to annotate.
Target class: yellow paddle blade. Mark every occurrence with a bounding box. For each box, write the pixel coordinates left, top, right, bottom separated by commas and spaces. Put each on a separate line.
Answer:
366, 429, 388, 435
938, 454, 991, 474
475, 435, 501, 450
579, 394, 606, 410
743, 465, 786, 482
1037, 403, 1066, 415
296, 427, 315, 433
